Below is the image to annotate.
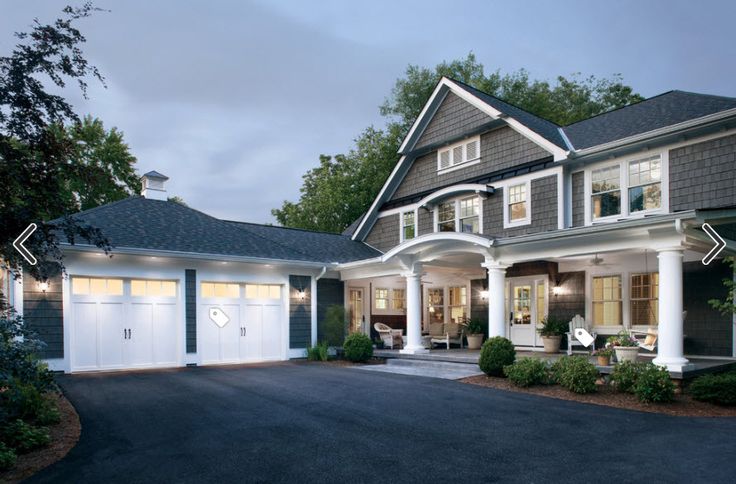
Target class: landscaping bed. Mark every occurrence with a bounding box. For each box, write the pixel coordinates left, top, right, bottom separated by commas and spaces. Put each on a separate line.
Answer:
460, 374, 736, 417
0, 392, 81, 483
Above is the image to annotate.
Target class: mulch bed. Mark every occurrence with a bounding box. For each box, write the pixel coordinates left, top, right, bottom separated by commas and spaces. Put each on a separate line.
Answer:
0, 392, 81, 484
460, 375, 736, 417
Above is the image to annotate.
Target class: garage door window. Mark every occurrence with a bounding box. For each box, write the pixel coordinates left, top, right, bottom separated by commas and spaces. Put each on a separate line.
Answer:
201, 282, 240, 298
72, 277, 123, 296
131, 280, 176, 297
245, 284, 280, 299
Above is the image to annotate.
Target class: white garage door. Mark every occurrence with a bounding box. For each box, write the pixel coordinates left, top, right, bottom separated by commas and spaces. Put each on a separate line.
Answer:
71, 277, 179, 371
199, 282, 283, 365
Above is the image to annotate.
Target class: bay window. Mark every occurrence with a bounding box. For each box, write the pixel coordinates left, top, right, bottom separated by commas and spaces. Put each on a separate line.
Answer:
591, 165, 621, 219
592, 275, 622, 326
630, 272, 659, 326
628, 156, 662, 213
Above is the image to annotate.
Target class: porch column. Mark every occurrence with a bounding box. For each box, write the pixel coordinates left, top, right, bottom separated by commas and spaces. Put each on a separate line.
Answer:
400, 264, 428, 354
482, 261, 508, 338
652, 248, 693, 372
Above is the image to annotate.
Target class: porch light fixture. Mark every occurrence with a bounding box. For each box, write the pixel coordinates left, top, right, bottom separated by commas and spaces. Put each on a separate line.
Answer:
297, 290, 306, 300
38, 281, 49, 293
552, 285, 563, 296
479, 290, 489, 300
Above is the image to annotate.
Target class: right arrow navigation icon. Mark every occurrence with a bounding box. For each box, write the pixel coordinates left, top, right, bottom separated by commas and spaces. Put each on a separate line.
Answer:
701, 223, 726, 266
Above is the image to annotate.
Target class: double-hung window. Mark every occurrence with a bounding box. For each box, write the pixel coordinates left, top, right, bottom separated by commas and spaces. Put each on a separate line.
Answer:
448, 286, 468, 324
392, 289, 406, 310
592, 275, 622, 326
427, 288, 444, 325
437, 202, 456, 232
628, 156, 662, 213
591, 165, 621, 219
630, 273, 658, 326
374, 288, 389, 310
402, 211, 415, 241
508, 183, 527, 222
459, 197, 479, 233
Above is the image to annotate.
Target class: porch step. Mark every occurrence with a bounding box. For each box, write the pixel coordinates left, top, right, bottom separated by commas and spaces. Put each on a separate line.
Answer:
354, 358, 483, 380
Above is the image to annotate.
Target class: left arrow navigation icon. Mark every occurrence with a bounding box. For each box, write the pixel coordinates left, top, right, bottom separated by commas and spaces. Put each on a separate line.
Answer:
13, 223, 38, 265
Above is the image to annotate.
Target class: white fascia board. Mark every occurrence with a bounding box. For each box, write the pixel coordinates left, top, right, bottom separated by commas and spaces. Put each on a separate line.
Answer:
351, 155, 408, 240
398, 82, 450, 154
567, 108, 736, 159
60, 244, 334, 269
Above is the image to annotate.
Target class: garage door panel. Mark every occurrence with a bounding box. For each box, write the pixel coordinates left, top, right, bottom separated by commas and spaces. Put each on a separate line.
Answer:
72, 302, 98, 369
98, 302, 125, 369
219, 304, 241, 362
261, 304, 281, 360
199, 304, 221, 364
153, 303, 178, 365
242, 304, 263, 361
129, 303, 154, 367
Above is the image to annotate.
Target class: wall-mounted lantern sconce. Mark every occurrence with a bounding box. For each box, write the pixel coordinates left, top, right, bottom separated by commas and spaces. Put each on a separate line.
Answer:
479, 290, 489, 300
297, 290, 306, 300
39, 281, 49, 293
552, 285, 563, 296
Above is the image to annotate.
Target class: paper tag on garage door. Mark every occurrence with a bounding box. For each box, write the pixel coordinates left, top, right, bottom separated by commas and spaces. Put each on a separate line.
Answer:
209, 307, 230, 328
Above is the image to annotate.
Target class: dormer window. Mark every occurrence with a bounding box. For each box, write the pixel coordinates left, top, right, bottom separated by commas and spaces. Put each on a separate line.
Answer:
437, 136, 480, 173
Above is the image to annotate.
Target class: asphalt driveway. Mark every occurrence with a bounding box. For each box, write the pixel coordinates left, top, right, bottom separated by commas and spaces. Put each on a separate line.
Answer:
31, 362, 736, 483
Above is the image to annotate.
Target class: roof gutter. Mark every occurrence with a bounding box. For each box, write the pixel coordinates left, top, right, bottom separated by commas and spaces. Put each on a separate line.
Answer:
565, 108, 736, 160
60, 243, 335, 269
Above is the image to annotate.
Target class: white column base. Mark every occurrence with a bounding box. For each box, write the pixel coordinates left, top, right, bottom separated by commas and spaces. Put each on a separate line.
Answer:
652, 356, 694, 373
400, 345, 430, 355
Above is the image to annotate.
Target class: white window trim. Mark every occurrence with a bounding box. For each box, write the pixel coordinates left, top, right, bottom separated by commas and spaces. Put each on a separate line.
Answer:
399, 208, 418, 243
589, 272, 625, 330
503, 180, 531, 228
584, 151, 669, 226
436, 136, 481, 174
432, 195, 484, 235
629, 272, 659, 330
423, 282, 472, 328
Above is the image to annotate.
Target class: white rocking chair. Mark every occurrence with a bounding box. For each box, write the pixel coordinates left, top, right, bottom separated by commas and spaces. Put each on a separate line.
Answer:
566, 314, 597, 355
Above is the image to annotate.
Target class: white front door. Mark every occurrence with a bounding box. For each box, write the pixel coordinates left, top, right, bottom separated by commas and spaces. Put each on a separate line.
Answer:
509, 282, 535, 346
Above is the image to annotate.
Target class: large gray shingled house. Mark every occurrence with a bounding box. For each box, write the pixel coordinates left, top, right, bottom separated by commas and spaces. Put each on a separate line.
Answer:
4, 77, 736, 373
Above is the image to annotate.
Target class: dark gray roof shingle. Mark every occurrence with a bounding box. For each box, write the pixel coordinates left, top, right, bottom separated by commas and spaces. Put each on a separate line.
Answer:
64, 197, 380, 263
562, 90, 736, 150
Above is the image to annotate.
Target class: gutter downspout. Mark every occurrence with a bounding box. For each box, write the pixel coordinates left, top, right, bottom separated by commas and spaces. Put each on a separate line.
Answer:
315, 266, 328, 281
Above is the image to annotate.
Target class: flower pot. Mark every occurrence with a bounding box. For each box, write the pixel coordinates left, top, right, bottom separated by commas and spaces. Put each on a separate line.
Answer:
614, 346, 639, 363
466, 333, 483, 350
597, 355, 611, 366
541, 335, 562, 354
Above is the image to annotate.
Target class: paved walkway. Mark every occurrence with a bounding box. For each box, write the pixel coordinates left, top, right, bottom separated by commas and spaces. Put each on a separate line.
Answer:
354, 358, 483, 379
30, 363, 736, 483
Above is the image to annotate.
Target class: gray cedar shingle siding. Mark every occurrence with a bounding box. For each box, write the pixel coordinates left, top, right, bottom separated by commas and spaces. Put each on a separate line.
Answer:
365, 214, 399, 252
483, 175, 558, 237
289, 275, 312, 349
317, 278, 344, 343
571, 171, 585, 227
185, 269, 197, 353
548, 271, 586, 322
683, 260, 733, 356
470, 279, 488, 330
391, 126, 550, 201
415, 92, 491, 150
23, 274, 64, 359
669, 134, 736, 212
418, 209, 433, 236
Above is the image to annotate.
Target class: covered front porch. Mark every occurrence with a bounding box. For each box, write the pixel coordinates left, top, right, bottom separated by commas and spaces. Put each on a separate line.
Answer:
338, 211, 736, 372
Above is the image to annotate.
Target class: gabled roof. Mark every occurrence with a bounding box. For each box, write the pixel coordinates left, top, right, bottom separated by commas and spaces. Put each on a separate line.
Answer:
563, 90, 736, 150
61, 197, 380, 264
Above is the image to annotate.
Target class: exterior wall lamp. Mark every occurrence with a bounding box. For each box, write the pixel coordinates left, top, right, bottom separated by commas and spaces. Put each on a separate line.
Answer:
552, 285, 563, 296
39, 281, 49, 293
297, 290, 306, 300
479, 290, 489, 300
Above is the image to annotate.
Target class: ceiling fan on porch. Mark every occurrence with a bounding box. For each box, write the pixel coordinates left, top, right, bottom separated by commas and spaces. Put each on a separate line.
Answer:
586, 253, 613, 267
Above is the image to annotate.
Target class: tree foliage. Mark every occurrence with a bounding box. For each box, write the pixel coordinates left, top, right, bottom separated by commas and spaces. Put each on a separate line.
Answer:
274, 53, 644, 233
0, 4, 114, 282
709, 256, 736, 316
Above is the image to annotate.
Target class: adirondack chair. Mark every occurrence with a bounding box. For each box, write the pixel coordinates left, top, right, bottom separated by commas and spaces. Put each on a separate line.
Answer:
374, 323, 403, 349
566, 314, 597, 355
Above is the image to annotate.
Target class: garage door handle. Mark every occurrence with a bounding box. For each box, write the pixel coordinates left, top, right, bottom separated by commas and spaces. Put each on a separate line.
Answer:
240, 327, 246, 337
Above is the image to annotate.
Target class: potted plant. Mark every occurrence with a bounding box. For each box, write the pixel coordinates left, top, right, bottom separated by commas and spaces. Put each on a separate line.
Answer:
593, 346, 614, 366
607, 331, 639, 363
463, 318, 485, 350
537, 316, 568, 353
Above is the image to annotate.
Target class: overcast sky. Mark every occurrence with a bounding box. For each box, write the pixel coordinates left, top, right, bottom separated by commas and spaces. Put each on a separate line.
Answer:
2, 0, 735, 223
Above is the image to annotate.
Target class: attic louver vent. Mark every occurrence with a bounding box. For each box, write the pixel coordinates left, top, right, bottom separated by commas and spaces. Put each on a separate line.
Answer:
436, 136, 481, 172
466, 139, 478, 160
439, 150, 451, 169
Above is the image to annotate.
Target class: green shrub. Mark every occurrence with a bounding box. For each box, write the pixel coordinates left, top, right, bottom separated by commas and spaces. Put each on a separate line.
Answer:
2, 420, 51, 454
635, 364, 675, 403
689, 372, 736, 406
343, 333, 373, 362
503, 358, 549, 387
0, 442, 17, 471
478, 337, 515, 376
323, 305, 347, 347
611, 361, 646, 393
551, 356, 599, 394
306, 341, 329, 361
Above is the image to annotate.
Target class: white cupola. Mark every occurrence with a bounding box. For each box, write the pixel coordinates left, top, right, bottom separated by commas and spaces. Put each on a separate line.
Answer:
140, 170, 169, 201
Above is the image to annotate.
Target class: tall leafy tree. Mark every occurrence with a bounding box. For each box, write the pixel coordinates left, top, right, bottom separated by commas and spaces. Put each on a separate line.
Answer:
274, 53, 644, 233
0, 4, 112, 283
